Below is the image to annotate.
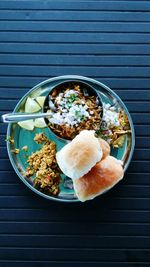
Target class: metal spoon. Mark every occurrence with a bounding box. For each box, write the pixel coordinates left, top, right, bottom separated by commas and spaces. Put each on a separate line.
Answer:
2, 112, 52, 123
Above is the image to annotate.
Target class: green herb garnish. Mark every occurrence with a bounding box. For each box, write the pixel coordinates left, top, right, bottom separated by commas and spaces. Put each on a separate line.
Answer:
80, 115, 85, 121
68, 94, 77, 103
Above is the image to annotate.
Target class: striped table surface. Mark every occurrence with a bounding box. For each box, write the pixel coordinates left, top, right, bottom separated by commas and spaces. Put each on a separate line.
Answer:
0, 1, 150, 266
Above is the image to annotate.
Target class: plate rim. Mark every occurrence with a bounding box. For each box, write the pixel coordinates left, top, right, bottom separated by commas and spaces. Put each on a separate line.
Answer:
6, 75, 135, 203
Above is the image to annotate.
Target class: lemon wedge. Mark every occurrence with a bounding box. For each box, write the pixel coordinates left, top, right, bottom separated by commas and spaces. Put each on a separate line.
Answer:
18, 120, 34, 131
34, 118, 47, 128
35, 96, 46, 108
25, 97, 41, 113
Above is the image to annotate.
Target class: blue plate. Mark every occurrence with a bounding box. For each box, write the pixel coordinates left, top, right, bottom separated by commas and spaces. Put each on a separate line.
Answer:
7, 75, 135, 202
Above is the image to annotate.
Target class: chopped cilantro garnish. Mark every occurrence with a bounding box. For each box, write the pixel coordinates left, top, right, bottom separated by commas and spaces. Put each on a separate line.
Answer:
68, 94, 77, 103
75, 110, 79, 117
80, 115, 85, 121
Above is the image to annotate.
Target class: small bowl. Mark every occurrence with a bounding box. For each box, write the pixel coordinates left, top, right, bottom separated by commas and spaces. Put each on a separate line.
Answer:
43, 80, 103, 141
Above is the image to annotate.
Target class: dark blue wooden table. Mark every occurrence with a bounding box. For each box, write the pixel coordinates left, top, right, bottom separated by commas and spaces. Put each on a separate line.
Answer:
0, 1, 150, 266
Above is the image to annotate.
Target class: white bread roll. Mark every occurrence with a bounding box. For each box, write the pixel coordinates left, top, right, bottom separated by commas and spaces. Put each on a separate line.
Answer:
56, 130, 103, 180
98, 138, 110, 159
73, 155, 124, 202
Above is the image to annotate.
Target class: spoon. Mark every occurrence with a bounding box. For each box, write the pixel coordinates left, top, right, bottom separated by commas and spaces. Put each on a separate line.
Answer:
2, 112, 52, 123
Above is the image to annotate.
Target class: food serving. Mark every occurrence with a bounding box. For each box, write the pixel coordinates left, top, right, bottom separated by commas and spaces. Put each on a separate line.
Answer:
24, 132, 61, 197
44, 81, 102, 140
19, 128, 124, 201
56, 130, 103, 180
56, 130, 124, 202
73, 156, 123, 202
97, 103, 131, 148
4, 75, 134, 202
8, 129, 125, 201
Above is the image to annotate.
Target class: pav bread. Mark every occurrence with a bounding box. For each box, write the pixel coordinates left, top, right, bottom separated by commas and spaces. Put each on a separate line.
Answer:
73, 155, 124, 202
98, 138, 110, 159
56, 130, 103, 180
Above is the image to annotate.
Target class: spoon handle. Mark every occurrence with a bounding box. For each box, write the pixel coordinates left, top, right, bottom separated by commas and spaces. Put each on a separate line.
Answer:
2, 112, 50, 123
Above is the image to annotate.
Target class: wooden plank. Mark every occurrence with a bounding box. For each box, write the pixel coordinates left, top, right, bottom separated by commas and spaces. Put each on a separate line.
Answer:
0, 247, 149, 261
0, 147, 8, 158
0, 171, 18, 183
116, 90, 150, 100
0, 219, 150, 234
136, 137, 150, 148
133, 125, 150, 136
127, 161, 150, 173
0, 66, 150, 77
0, 235, 150, 249
0, 159, 14, 171
0, 263, 147, 267
124, 173, 150, 185
0, 123, 7, 134
132, 114, 150, 124
101, 79, 150, 89
133, 149, 150, 160
0, 100, 17, 110
113, 184, 150, 198
0, 43, 149, 55
0, 263, 149, 267
0, 184, 32, 196
0, 32, 150, 43
0, 77, 150, 91
0, 135, 7, 146
0, 89, 28, 99
0, 1, 150, 11
0, 195, 149, 209
0, 11, 150, 22
0, 21, 150, 33
124, 102, 150, 112
1, 55, 150, 66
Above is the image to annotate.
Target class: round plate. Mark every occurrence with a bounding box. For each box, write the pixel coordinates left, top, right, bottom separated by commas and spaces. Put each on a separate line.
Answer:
7, 75, 135, 202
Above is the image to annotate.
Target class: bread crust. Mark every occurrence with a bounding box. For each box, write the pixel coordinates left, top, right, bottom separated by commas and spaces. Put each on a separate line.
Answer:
73, 156, 124, 202
98, 138, 110, 159
56, 130, 103, 179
